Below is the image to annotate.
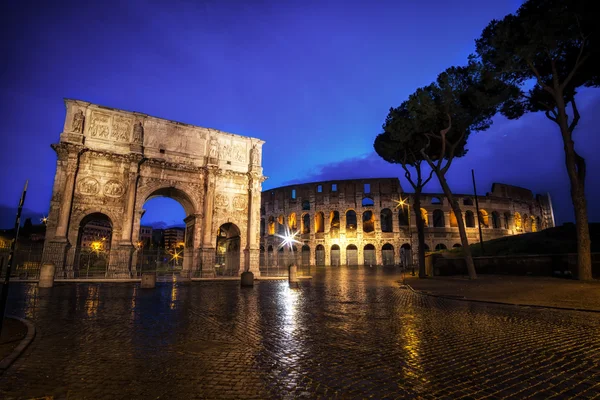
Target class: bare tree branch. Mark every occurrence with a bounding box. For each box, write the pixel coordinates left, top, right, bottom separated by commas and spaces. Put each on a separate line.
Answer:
526, 59, 554, 95
545, 110, 558, 122
569, 96, 580, 133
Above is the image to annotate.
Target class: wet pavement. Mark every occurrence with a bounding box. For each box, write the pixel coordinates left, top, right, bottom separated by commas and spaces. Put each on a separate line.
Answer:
1, 267, 599, 399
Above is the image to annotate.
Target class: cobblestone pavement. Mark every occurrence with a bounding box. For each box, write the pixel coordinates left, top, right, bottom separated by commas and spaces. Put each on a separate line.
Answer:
1, 267, 599, 399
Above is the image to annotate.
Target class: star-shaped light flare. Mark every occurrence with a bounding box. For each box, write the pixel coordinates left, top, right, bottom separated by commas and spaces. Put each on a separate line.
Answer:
275, 225, 301, 252
394, 196, 410, 211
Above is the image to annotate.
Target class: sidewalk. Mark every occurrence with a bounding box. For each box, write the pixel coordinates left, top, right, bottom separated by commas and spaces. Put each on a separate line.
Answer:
405, 274, 600, 312
0, 318, 28, 364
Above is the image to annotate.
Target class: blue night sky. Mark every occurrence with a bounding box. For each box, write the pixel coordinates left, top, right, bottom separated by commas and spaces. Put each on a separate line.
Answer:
1, 0, 599, 228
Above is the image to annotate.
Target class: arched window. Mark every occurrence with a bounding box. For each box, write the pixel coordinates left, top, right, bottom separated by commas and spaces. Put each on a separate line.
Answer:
478, 210, 489, 228
465, 211, 475, 228
382, 243, 394, 266
523, 214, 530, 232
362, 197, 374, 207
433, 209, 445, 227
398, 208, 409, 227
449, 210, 458, 227
288, 212, 297, 230
363, 210, 375, 233
503, 212, 510, 229
364, 244, 376, 265
331, 244, 341, 266
277, 215, 285, 234
423, 243, 430, 252
302, 213, 310, 234
330, 211, 340, 230
315, 212, 324, 233
260, 218, 265, 236
435, 243, 447, 251
420, 208, 429, 227
346, 210, 357, 230
380, 208, 393, 232
453, 243, 462, 248
491, 211, 500, 229
431, 197, 442, 205
302, 200, 310, 211
514, 212, 522, 231
463, 198, 474, 206
535, 216, 541, 232
346, 244, 358, 265
268, 216, 275, 235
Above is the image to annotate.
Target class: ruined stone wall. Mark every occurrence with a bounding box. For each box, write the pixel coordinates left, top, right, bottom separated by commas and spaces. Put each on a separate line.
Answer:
260, 178, 554, 267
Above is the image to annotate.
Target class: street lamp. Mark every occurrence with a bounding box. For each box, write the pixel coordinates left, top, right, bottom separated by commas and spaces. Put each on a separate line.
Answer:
394, 196, 415, 276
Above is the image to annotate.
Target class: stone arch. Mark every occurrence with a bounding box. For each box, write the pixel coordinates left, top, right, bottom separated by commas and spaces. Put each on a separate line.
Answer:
362, 210, 375, 233
435, 243, 447, 251
463, 197, 474, 206
260, 218, 265, 236
301, 213, 310, 234
315, 211, 324, 233
534, 216, 540, 232
380, 208, 393, 232
465, 210, 475, 228
364, 243, 376, 265
423, 243, 430, 252
453, 243, 462, 248
216, 222, 241, 274
514, 212, 522, 231
268, 216, 275, 235
382, 243, 394, 266
136, 184, 198, 217
301, 244, 310, 266
478, 209, 489, 228
267, 245, 275, 267
431, 196, 442, 205
346, 209, 357, 231
331, 244, 341, 266
302, 200, 310, 211
346, 244, 358, 265
523, 214, 530, 232
330, 211, 340, 231
491, 211, 501, 229
398, 207, 409, 227
420, 208, 429, 227
72, 212, 114, 277
449, 210, 458, 227
288, 212, 297, 230
277, 215, 285, 234
362, 197, 374, 207
315, 244, 325, 266
433, 209, 445, 227
503, 212, 510, 229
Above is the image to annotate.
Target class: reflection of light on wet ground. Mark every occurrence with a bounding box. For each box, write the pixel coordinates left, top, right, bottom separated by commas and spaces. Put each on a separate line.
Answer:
279, 284, 299, 334
399, 309, 429, 385
23, 284, 38, 319
170, 280, 178, 310
85, 285, 99, 317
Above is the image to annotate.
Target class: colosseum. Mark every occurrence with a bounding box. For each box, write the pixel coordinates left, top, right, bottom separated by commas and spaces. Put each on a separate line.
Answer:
259, 178, 555, 269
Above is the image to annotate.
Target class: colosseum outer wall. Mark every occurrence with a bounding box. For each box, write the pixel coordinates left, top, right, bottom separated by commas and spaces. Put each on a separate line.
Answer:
259, 178, 555, 267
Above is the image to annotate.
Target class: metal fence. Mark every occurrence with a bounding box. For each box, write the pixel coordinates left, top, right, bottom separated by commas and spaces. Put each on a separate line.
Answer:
0, 243, 44, 279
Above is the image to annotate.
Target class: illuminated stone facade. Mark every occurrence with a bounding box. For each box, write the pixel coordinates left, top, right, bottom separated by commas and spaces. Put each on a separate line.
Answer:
260, 178, 555, 267
42, 99, 265, 278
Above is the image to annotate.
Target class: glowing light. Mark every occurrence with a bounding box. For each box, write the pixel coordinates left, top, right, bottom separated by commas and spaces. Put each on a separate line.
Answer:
394, 196, 409, 210
275, 225, 301, 251
90, 240, 104, 254
169, 248, 183, 263
40, 216, 48, 224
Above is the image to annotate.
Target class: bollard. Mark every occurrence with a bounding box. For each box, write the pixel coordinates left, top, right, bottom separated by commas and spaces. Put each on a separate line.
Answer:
240, 271, 254, 287
38, 263, 56, 288
141, 272, 156, 289
288, 264, 299, 288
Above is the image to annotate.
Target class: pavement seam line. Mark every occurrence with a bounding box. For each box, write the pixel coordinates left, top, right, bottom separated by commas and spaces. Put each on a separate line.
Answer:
404, 282, 600, 314
0, 315, 36, 372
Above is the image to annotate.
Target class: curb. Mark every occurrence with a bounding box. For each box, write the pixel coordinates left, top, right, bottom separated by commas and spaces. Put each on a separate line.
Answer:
403, 283, 600, 314
0, 316, 36, 371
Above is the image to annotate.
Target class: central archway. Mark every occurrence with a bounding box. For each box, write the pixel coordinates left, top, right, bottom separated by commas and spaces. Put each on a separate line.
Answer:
73, 212, 112, 278
216, 223, 241, 276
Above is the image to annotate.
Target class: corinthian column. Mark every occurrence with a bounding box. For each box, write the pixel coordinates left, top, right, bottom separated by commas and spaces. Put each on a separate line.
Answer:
245, 173, 262, 275
200, 166, 218, 276
55, 157, 79, 238
120, 171, 139, 243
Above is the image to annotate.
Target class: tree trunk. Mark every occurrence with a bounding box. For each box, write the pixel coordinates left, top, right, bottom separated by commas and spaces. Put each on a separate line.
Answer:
435, 170, 477, 279
412, 190, 427, 278
555, 98, 592, 280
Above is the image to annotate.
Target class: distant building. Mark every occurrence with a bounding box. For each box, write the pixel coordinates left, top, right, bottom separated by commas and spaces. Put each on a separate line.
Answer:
164, 227, 185, 249
139, 225, 153, 247
80, 220, 112, 251
152, 229, 164, 248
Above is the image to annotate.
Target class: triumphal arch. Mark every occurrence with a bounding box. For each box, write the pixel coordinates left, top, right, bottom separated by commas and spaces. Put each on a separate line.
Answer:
42, 99, 265, 278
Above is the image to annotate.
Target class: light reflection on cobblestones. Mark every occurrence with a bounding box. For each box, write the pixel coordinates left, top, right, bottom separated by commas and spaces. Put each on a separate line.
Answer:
0, 267, 599, 399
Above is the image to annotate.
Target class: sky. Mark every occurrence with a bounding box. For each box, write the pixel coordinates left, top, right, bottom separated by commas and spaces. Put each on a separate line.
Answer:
1, 0, 598, 228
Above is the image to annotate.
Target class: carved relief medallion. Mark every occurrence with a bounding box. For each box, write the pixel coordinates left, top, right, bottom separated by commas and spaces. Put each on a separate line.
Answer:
88, 112, 111, 138
232, 195, 247, 211
104, 180, 125, 197
215, 194, 229, 208
112, 116, 132, 142
77, 177, 100, 195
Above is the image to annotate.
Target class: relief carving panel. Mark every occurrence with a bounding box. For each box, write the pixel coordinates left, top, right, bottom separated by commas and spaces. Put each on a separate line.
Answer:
111, 116, 132, 142
104, 180, 125, 198
88, 112, 111, 138
78, 177, 100, 195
